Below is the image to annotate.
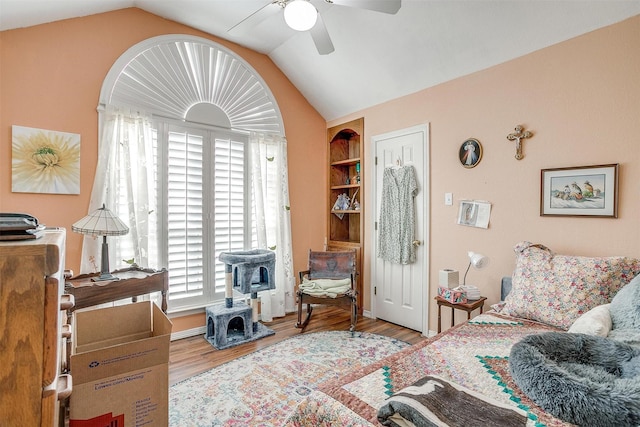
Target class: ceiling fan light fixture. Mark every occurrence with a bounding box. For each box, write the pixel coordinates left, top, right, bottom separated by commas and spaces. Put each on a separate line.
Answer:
284, 0, 318, 31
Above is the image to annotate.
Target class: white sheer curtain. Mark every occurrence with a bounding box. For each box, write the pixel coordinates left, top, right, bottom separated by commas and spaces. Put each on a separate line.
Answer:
249, 132, 296, 320
80, 109, 294, 318
80, 105, 157, 274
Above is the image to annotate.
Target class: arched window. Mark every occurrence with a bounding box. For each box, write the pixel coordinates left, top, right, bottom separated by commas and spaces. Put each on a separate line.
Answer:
85, 35, 293, 316
100, 34, 284, 133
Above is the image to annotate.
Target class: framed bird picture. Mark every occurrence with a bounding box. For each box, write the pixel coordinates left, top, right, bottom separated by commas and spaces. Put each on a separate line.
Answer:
459, 138, 482, 168
540, 164, 619, 217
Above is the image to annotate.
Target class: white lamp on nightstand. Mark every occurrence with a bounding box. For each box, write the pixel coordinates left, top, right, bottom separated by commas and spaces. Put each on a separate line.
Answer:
462, 251, 488, 300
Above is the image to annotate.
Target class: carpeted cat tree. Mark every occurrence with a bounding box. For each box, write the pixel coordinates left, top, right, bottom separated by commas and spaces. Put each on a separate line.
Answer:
205, 249, 276, 349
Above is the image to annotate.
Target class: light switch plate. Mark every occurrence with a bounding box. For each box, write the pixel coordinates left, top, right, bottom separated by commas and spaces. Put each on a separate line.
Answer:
444, 192, 453, 206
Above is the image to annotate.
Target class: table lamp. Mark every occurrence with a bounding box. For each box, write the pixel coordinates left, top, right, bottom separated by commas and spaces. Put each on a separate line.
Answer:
72, 204, 129, 281
463, 251, 489, 286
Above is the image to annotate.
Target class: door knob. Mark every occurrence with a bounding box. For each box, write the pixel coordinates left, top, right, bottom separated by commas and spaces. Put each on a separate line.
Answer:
412, 240, 421, 246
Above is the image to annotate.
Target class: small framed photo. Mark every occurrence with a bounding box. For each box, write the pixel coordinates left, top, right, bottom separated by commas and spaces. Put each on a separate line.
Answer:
459, 138, 482, 168
540, 164, 618, 217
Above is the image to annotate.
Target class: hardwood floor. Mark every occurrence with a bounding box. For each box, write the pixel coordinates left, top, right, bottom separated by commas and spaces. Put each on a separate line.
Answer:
169, 306, 425, 385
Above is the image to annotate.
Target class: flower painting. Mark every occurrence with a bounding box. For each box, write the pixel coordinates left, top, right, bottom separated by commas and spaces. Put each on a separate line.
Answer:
12, 125, 80, 194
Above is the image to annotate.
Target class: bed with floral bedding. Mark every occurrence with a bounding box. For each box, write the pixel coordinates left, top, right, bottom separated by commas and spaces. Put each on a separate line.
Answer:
284, 242, 640, 427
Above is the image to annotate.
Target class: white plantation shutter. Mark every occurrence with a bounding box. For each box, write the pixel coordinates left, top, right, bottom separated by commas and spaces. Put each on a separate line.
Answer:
104, 35, 283, 135
166, 129, 205, 303
160, 125, 250, 308
213, 138, 248, 296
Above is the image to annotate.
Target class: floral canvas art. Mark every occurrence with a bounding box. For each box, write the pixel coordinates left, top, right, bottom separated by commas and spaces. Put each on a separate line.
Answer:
12, 125, 81, 194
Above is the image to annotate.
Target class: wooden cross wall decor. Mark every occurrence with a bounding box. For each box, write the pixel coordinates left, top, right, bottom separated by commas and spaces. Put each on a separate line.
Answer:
506, 125, 533, 160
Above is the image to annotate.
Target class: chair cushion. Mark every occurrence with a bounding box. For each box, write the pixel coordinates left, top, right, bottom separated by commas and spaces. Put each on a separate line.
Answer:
299, 277, 351, 298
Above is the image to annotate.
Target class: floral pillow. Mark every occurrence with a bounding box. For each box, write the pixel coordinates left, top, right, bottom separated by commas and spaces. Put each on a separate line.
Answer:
501, 241, 640, 330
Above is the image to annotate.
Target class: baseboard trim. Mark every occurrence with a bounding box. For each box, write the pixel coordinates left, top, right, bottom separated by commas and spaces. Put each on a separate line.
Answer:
171, 326, 206, 341
171, 310, 397, 341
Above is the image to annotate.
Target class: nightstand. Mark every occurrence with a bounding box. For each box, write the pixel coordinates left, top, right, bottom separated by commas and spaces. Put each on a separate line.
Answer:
435, 296, 487, 333
65, 266, 168, 314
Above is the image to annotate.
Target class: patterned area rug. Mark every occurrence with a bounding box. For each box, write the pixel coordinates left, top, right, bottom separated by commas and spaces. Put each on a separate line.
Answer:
169, 331, 410, 426
284, 314, 569, 426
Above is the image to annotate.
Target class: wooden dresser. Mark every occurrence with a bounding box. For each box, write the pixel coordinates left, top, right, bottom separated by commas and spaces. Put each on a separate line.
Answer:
0, 229, 71, 426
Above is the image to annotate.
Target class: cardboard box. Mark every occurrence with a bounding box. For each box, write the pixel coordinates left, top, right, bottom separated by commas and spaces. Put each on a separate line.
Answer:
69, 302, 172, 427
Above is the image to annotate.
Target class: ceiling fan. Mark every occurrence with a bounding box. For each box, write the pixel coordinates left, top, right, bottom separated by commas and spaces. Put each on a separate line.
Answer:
228, 0, 401, 55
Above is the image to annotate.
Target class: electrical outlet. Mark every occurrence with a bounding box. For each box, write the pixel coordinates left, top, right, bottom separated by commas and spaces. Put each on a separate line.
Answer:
444, 192, 453, 206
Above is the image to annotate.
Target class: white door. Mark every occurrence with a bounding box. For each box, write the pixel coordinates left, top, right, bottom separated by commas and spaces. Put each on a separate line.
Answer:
372, 124, 429, 332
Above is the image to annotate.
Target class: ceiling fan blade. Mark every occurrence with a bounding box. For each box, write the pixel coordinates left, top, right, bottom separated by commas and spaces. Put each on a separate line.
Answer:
228, 1, 283, 35
327, 0, 401, 14
310, 14, 335, 55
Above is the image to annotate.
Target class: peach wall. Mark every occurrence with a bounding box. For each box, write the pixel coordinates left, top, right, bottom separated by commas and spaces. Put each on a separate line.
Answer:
3, 9, 639, 334
329, 15, 640, 332
0, 8, 326, 332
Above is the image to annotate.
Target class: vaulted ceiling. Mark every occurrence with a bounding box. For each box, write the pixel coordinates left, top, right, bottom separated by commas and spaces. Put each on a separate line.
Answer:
1, 0, 639, 120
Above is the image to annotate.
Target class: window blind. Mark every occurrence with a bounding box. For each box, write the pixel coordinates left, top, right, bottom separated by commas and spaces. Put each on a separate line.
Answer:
161, 126, 249, 308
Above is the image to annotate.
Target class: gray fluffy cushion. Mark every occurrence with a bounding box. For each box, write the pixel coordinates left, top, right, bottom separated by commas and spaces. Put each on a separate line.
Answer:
610, 273, 640, 329
509, 332, 640, 427
609, 273, 640, 346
